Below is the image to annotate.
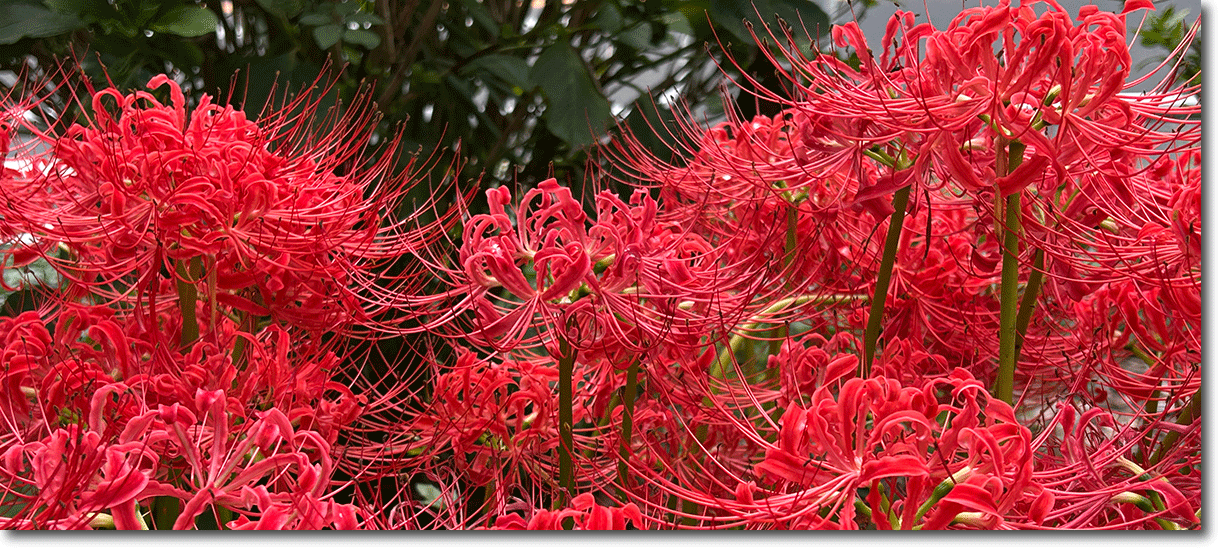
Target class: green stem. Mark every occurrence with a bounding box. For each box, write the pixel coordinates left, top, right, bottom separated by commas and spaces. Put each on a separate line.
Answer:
912, 466, 972, 527
478, 477, 498, 526
877, 487, 899, 529
1114, 457, 1184, 529
152, 495, 179, 530
557, 337, 576, 503
1125, 347, 1161, 416
205, 255, 218, 335
132, 501, 149, 530
217, 506, 233, 529
617, 357, 641, 500
681, 497, 700, 527
1149, 389, 1200, 465
995, 192, 1022, 405
1111, 491, 1182, 530
994, 140, 1026, 406
231, 311, 251, 370
175, 258, 201, 350
1013, 247, 1044, 352
854, 498, 872, 521
861, 185, 912, 377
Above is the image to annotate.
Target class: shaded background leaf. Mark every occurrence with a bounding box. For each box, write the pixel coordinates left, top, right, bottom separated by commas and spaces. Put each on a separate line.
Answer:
150, 5, 220, 38
530, 42, 613, 150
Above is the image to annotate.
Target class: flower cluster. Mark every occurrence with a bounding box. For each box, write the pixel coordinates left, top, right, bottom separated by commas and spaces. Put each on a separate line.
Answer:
1, 76, 448, 529
0, 0, 1200, 530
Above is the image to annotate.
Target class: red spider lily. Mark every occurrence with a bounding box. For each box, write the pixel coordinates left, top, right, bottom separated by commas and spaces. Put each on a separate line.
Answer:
747, 370, 1038, 529
487, 493, 644, 530
1, 388, 367, 530
403, 348, 571, 488
0, 426, 156, 529
131, 388, 363, 530
0, 74, 447, 337
684, 0, 1199, 253
406, 177, 788, 353
0, 292, 378, 529
0, 0, 1202, 530
598, 367, 1040, 529
1024, 404, 1200, 529
344, 345, 638, 526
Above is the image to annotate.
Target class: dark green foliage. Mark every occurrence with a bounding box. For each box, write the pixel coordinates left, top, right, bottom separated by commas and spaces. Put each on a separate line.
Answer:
1136, 4, 1200, 89
2, 0, 829, 195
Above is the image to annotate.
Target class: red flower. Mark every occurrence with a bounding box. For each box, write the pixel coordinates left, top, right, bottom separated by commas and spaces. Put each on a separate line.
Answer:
488, 493, 644, 530
744, 370, 1039, 529
1, 75, 441, 335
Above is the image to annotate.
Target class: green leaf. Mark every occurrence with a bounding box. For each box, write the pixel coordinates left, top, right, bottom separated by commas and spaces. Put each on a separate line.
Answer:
347, 13, 384, 26
769, 0, 830, 37
333, 0, 360, 16
43, 0, 96, 15
413, 482, 451, 511
1, 249, 61, 310
254, 0, 305, 18
313, 23, 342, 49
529, 43, 613, 149
707, 0, 758, 44
344, 28, 381, 49
162, 40, 205, 68
621, 94, 683, 160
661, 10, 693, 36
150, 5, 218, 38
617, 21, 654, 51
463, 54, 532, 90
0, 4, 83, 44
299, 13, 332, 26
593, 3, 624, 33
459, 0, 500, 37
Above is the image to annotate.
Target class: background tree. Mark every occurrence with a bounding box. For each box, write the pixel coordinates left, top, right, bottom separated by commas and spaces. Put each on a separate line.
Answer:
1, 0, 832, 195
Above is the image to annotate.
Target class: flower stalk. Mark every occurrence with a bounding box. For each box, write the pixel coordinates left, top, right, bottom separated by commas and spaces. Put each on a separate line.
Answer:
557, 335, 577, 504
175, 258, 201, 350
1150, 390, 1201, 465
861, 185, 912, 377
1013, 247, 1045, 353
152, 496, 179, 530
995, 139, 1027, 405
617, 356, 641, 500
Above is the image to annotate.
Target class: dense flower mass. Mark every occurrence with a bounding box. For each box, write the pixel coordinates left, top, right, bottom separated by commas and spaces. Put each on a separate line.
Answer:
0, 0, 1200, 530
1, 75, 431, 335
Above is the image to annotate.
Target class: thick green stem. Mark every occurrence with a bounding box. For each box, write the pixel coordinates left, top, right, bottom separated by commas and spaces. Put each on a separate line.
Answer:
152, 496, 179, 530
617, 357, 641, 500
557, 337, 576, 503
994, 140, 1026, 406
861, 185, 912, 377
129, 501, 149, 530
175, 258, 201, 350
681, 497, 700, 527
477, 477, 498, 526
995, 191, 1022, 405
1115, 457, 1185, 530
1124, 346, 1163, 417
854, 498, 872, 520
205, 255, 218, 335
